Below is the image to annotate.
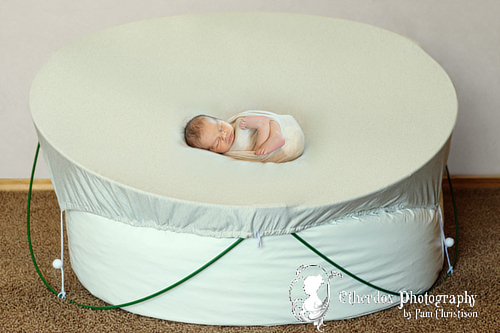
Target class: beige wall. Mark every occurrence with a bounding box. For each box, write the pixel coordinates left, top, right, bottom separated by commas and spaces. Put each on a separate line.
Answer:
1, 0, 499, 178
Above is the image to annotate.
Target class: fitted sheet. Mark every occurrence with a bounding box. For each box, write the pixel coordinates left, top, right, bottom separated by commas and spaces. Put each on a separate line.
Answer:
66, 205, 443, 325
30, 13, 457, 238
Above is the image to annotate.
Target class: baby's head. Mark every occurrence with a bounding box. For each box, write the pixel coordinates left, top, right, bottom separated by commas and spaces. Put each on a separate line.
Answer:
184, 115, 235, 153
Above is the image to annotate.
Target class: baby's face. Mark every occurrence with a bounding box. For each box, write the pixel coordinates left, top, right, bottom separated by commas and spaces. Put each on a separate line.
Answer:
198, 117, 235, 153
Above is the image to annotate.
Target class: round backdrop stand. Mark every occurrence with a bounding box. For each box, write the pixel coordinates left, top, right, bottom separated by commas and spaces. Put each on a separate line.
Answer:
29, 13, 457, 325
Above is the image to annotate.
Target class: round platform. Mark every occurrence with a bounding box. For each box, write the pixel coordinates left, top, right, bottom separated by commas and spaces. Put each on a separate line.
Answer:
30, 13, 457, 325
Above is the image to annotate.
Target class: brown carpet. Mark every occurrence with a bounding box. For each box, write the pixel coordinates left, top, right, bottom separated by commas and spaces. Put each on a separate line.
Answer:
1, 186, 499, 332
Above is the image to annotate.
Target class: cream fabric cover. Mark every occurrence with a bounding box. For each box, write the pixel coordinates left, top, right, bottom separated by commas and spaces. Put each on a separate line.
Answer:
30, 12, 457, 325
30, 13, 457, 239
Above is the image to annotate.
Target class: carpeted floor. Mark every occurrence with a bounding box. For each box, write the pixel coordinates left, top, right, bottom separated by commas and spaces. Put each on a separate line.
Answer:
1, 186, 499, 332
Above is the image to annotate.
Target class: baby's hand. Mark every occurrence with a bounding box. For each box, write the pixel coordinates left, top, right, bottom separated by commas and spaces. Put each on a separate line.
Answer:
254, 135, 285, 156
239, 116, 266, 130
239, 118, 248, 130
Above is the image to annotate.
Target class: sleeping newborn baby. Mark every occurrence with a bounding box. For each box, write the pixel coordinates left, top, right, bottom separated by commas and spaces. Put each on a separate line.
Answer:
184, 110, 305, 163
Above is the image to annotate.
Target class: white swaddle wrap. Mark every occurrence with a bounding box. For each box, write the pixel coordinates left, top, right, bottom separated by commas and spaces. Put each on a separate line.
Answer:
224, 110, 305, 163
